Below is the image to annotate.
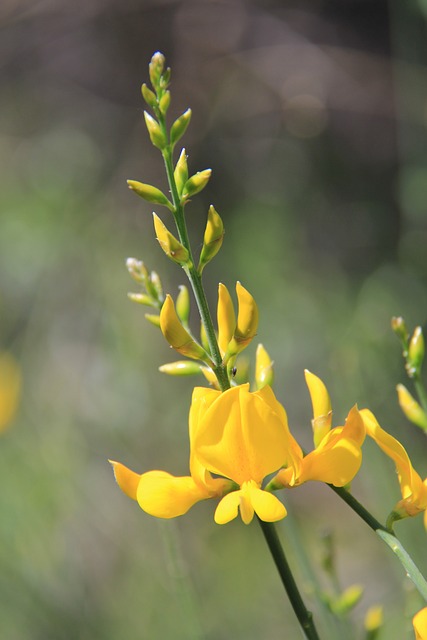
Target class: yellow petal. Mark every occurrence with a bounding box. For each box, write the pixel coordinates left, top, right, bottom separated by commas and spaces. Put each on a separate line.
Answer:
214, 490, 242, 524
361, 409, 426, 511
160, 295, 208, 360
137, 470, 210, 518
295, 406, 365, 486
413, 607, 427, 640
195, 384, 293, 486
233, 282, 258, 350
110, 460, 141, 500
217, 283, 235, 356
304, 369, 332, 447
249, 484, 287, 522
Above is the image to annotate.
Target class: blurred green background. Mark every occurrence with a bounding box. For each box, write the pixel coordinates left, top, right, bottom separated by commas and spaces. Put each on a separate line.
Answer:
1, 1, 427, 638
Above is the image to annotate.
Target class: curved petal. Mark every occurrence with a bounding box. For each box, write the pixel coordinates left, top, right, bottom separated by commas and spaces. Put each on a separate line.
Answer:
295, 406, 365, 486
110, 460, 140, 500
137, 470, 210, 518
249, 485, 287, 522
195, 384, 293, 485
214, 490, 242, 525
361, 409, 426, 508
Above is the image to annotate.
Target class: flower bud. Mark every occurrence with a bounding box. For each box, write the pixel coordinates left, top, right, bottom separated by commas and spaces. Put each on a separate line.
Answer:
127, 180, 172, 209
141, 83, 157, 109
145, 313, 161, 327
144, 111, 167, 150
149, 51, 166, 89
160, 295, 209, 361
198, 205, 224, 273
397, 384, 427, 430
0, 352, 21, 432
127, 292, 155, 306
153, 213, 190, 265
407, 326, 424, 377
149, 270, 164, 302
174, 148, 188, 197
255, 344, 274, 389
182, 169, 212, 200
217, 283, 236, 356
176, 285, 190, 325
170, 109, 192, 148
304, 369, 333, 447
329, 585, 363, 615
364, 606, 383, 636
159, 90, 171, 116
126, 258, 148, 283
159, 361, 202, 376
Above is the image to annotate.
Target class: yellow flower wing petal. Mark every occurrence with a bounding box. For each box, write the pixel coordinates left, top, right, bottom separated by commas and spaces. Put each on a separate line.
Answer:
217, 283, 236, 356
413, 607, 427, 640
137, 470, 210, 518
304, 369, 331, 419
110, 460, 141, 500
296, 406, 365, 486
361, 409, 425, 503
195, 384, 291, 485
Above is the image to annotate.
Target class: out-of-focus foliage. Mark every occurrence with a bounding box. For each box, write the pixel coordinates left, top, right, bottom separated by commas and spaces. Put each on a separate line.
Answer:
0, 1, 426, 638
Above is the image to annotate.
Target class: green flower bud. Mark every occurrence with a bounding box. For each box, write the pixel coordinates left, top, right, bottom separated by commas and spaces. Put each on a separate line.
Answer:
182, 169, 212, 201
255, 344, 274, 389
397, 384, 427, 430
149, 51, 166, 89
126, 258, 148, 283
159, 90, 171, 115
176, 285, 190, 326
198, 205, 224, 273
391, 316, 409, 350
153, 213, 190, 265
160, 295, 209, 361
141, 83, 157, 109
407, 326, 424, 377
145, 313, 161, 327
144, 111, 167, 150
174, 148, 189, 197
149, 270, 164, 302
329, 585, 363, 616
127, 180, 173, 209
127, 292, 156, 306
159, 361, 202, 376
170, 109, 192, 148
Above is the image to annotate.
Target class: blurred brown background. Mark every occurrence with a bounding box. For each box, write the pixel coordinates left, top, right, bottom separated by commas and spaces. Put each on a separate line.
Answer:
1, 1, 426, 638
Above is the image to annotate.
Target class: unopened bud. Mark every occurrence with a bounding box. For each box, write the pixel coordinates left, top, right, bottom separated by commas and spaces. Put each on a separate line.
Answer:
176, 285, 190, 325
397, 384, 427, 430
148, 51, 166, 89
198, 205, 224, 273
126, 258, 148, 283
141, 83, 157, 109
159, 361, 202, 376
127, 292, 155, 306
160, 295, 209, 361
153, 213, 190, 265
231, 282, 258, 352
127, 180, 172, 209
364, 606, 383, 636
149, 271, 164, 302
255, 344, 274, 389
144, 111, 167, 150
329, 585, 363, 615
159, 90, 171, 115
174, 148, 188, 196
182, 169, 212, 200
391, 316, 409, 348
170, 109, 192, 148
145, 313, 161, 327
407, 326, 424, 377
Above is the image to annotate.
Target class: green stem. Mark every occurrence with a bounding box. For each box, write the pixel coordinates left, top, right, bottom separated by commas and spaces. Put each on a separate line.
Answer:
159, 124, 229, 391
330, 485, 427, 601
257, 518, 321, 640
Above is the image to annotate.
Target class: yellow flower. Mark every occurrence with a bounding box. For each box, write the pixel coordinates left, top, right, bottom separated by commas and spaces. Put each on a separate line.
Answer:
413, 607, 427, 640
272, 371, 365, 489
0, 352, 21, 433
360, 408, 427, 526
112, 384, 299, 525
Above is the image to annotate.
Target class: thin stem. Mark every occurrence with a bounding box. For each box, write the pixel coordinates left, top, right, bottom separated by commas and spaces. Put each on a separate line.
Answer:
414, 375, 427, 417
159, 125, 229, 391
330, 485, 427, 601
257, 518, 321, 640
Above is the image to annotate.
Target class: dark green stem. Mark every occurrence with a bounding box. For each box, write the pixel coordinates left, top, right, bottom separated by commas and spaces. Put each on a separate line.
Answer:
414, 375, 427, 418
257, 518, 321, 640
